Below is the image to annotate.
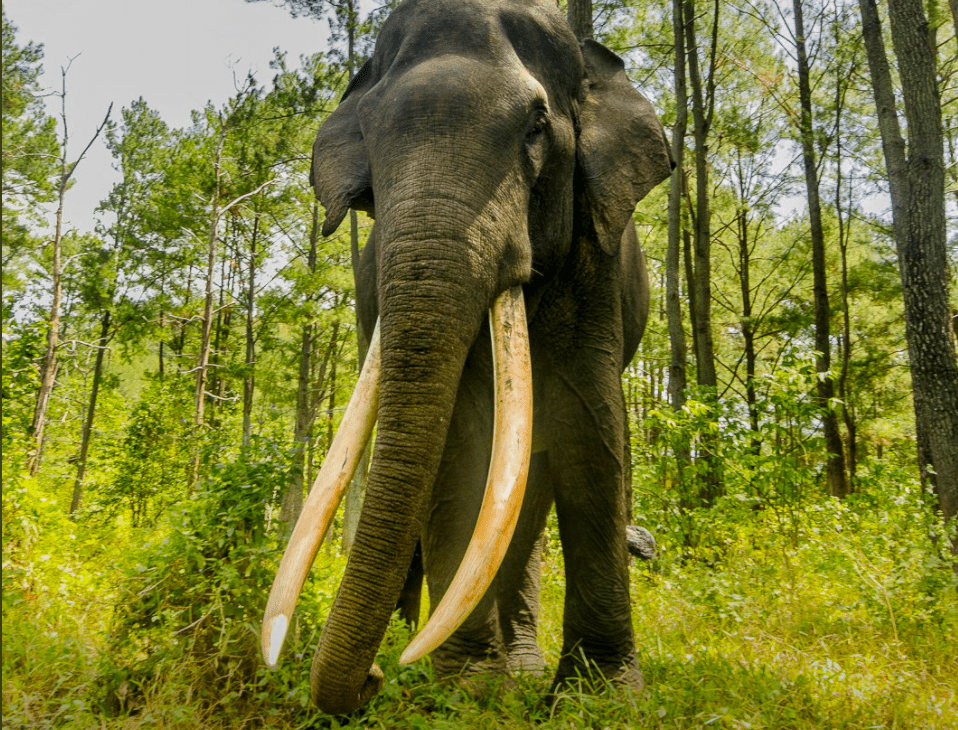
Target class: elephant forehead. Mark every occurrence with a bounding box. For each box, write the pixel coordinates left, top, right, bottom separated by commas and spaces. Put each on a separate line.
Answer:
377, 0, 509, 71
372, 0, 580, 105
360, 55, 546, 141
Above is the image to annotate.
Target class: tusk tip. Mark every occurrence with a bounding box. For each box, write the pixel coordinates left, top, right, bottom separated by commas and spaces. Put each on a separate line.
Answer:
399, 640, 426, 666
263, 613, 289, 668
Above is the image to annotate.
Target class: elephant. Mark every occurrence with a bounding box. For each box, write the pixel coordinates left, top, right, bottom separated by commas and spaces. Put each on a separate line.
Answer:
262, 0, 672, 715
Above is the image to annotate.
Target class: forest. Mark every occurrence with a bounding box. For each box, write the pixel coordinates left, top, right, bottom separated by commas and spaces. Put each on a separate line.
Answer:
2, 0, 957, 727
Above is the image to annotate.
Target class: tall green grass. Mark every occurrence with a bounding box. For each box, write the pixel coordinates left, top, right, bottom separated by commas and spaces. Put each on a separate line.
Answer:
4, 449, 955, 729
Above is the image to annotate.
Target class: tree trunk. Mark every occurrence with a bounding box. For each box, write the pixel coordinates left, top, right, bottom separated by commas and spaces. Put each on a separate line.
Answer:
29, 72, 110, 476
684, 0, 722, 504
209, 231, 233, 428
190, 127, 226, 490
834, 74, 858, 488
735, 173, 760, 457
792, 0, 849, 498
175, 265, 192, 363
187, 118, 261, 488
683, 226, 698, 364
567, 0, 594, 40
29, 175, 64, 477
322, 338, 340, 552
243, 214, 260, 448
70, 310, 111, 515
667, 0, 689, 415
858, 0, 958, 550
336, 3, 371, 555
667, 0, 692, 497
158, 272, 167, 381
284, 323, 314, 532
685, 0, 718, 392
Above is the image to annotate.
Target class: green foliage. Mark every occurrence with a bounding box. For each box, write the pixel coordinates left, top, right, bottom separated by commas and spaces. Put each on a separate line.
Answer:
634, 352, 827, 554
1, 7, 59, 299
97, 440, 338, 722
5, 427, 955, 729
628, 467, 957, 730
1, 319, 44, 453
2, 465, 127, 728
90, 376, 194, 526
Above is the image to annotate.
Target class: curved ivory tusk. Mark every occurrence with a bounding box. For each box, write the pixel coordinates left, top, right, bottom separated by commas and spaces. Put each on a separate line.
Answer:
261, 319, 381, 669
400, 286, 533, 665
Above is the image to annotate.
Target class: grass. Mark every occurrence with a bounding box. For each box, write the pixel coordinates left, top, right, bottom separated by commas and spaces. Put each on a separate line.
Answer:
3, 473, 957, 729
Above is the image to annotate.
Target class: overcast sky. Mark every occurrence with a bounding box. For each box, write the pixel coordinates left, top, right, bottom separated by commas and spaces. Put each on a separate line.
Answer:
5, 0, 329, 234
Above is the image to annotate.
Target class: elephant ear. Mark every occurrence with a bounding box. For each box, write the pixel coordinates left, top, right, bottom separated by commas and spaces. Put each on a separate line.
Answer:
311, 59, 376, 237
577, 40, 673, 254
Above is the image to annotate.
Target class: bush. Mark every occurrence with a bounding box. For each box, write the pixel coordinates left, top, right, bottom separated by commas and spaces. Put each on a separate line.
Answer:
99, 438, 340, 721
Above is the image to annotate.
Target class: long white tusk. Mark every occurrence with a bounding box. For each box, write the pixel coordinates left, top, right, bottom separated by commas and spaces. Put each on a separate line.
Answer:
261, 319, 381, 669
400, 286, 533, 665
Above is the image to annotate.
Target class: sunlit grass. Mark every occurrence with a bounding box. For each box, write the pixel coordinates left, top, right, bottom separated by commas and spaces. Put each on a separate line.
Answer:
4, 468, 956, 729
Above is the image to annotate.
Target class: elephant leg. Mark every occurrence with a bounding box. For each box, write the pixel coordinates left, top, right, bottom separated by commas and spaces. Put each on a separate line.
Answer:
421, 347, 506, 680
545, 371, 641, 694
496, 451, 554, 674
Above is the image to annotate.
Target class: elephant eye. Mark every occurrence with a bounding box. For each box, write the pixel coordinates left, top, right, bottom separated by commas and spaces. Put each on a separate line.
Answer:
528, 109, 549, 139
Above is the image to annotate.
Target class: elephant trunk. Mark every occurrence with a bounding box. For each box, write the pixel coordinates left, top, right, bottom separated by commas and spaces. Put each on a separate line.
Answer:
309, 240, 489, 715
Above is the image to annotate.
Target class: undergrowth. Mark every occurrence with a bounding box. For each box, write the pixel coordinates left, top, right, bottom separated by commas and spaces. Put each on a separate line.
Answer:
3, 369, 956, 728
4, 452, 955, 729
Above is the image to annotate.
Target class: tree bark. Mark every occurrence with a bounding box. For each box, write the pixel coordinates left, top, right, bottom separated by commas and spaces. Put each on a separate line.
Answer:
209, 228, 234, 428
735, 160, 760, 456
834, 59, 858, 488
683, 226, 698, 364
858, 0, 958, 549
70, 310, 111, 515
286, 324, 341, 537
667, 0, 689, 415
684, 0, 718, 392
29, 173, 64, 477
567, 0, 594, 40
158, 271, 167, 380
242, 213, 260, 448
684, 0, 722, 504
792, 0, 849, 498
340, 211, 368, 555
282, 206, 336, 533
667, 0, 693, 501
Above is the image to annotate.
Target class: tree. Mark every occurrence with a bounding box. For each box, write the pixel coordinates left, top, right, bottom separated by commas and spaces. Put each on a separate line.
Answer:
857, 0, 958, 549
683, 0, 723, 504
0, 9, 58, 302
69, 100, 173, 515
27, 60, 110, 477
790, 0, 849, 498
243, 0, 373, 543
666, 0, 691, 488
187, 86, 275, 488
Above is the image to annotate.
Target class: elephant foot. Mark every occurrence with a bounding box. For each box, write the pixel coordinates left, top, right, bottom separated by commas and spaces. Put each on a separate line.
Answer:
548, 651, 643, 705
505, 643, 545, 675
431, 638, 508, 683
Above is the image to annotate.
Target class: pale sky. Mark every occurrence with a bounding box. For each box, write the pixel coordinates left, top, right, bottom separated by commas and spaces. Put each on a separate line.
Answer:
5, 0, 329, 234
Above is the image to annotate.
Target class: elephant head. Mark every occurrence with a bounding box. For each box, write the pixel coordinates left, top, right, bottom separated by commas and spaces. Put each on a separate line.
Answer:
263, 0, 671, 715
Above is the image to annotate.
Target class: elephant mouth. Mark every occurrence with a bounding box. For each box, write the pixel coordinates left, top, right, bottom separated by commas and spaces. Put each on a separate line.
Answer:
261, 285, 533, 671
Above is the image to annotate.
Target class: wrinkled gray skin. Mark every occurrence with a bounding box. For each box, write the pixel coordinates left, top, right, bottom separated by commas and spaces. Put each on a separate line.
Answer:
308, 0, 671, 715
